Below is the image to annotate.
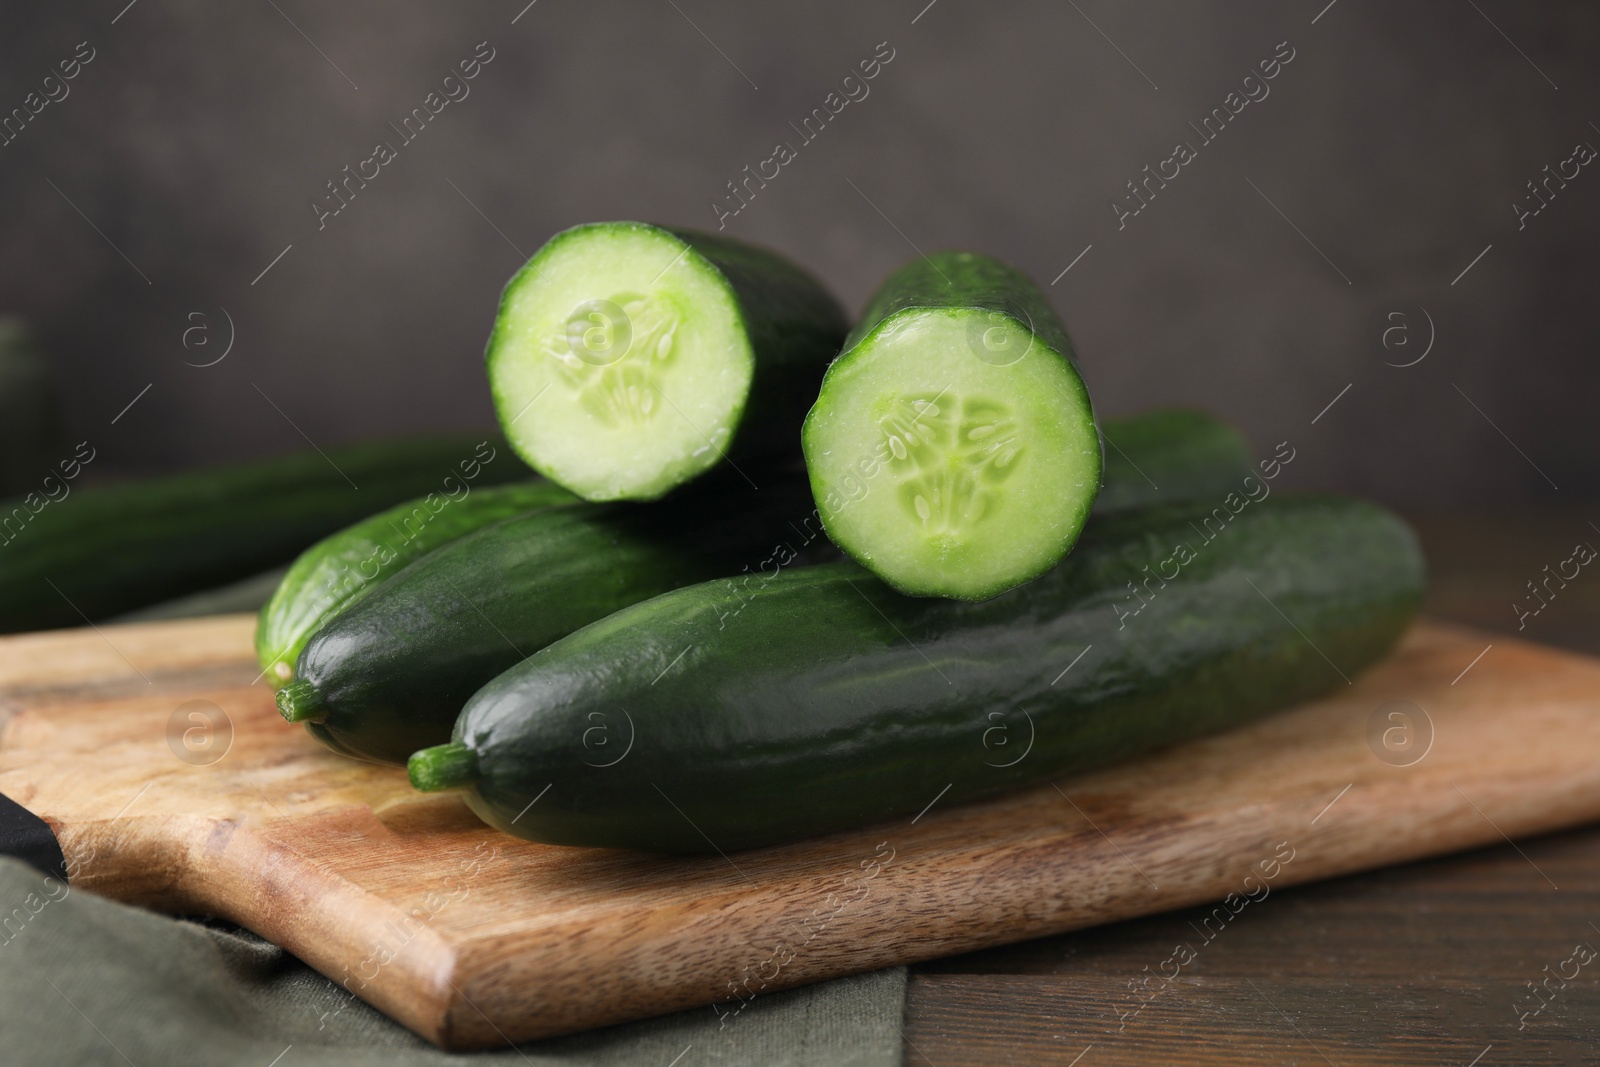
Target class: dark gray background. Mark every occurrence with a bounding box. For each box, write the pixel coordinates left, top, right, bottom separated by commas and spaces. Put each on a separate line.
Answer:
1, 0, 1594, 509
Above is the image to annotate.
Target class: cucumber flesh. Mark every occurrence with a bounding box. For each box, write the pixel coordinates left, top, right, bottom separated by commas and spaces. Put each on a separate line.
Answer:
488, 222, 845, 501
803, 252, 1100, 601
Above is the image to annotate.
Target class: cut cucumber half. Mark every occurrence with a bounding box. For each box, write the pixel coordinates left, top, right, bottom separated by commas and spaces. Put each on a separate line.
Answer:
802, 251, 1100, 600
486, 222, 846, 501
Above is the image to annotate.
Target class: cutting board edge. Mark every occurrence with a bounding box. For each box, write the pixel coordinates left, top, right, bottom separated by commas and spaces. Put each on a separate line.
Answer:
428, 761, 1600, 1048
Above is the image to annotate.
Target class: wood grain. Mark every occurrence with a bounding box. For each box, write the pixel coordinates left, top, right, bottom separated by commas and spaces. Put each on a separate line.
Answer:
904, 973, 1600, 1066
906, 823, 1600, 1063
1, 615, 1598, 1050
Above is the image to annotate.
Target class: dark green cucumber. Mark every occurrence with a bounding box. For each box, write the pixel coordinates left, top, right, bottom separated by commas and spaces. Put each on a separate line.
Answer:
255, 479, 577, 688
0, 437, 528, 633
278, 477, 824, 765
412, 494, 1424, 853
1098, 408, 1255, 511
487, 221, 847, 502
802, 251, 1101, 601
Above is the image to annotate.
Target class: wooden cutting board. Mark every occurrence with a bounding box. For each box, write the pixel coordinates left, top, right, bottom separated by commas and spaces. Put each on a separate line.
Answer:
2, 615, 1598, 1050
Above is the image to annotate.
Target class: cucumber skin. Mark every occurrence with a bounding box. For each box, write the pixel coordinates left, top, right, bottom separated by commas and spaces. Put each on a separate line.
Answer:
841, 250, 1077, 356
487, 222, 848, 499
669, 228, 849, 472
292, 478, 823, 765
448, 495, 1425, 853
0, 437, 527, 633
1098, 409, 1255, 511
255, 479, 577, 687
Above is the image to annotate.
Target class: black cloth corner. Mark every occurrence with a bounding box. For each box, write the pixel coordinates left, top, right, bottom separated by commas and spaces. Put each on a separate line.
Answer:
0, 791, 65, 882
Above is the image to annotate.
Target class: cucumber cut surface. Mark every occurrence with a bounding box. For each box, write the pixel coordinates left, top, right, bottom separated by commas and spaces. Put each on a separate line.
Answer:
488, 222, 845, 501
803, 252, 1100, 601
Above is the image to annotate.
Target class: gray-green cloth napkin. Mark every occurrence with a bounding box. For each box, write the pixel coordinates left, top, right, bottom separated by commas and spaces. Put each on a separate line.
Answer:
0, 858, 907, 1066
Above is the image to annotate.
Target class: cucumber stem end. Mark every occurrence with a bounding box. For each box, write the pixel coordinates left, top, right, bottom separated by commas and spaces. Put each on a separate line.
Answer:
409, 742, 479, 792
276, 680, 325, 724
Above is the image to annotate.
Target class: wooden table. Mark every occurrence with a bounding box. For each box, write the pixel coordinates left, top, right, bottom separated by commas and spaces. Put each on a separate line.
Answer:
902, 511, 1600, 1065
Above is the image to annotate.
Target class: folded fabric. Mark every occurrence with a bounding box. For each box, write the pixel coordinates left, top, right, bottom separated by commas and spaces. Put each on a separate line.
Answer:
0, 858, 907, 1067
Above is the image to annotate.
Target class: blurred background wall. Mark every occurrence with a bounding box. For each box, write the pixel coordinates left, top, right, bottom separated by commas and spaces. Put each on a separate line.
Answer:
0, 0, 1594, 510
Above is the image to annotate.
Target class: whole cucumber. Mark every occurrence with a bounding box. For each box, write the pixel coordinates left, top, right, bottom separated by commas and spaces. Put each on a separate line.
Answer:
412, 495, 1424, 853
255, 479, 576, 687
0, 436, 525, 633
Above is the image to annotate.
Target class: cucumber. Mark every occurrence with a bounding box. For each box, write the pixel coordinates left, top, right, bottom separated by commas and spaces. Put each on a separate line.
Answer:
801, 251, 1100, 601
486, 222, 847, 502
255, 479, 576, 688
411, 495, 1424, 853
278, 409, 1253, 765
276, 478, 824, 765
1098, 408, 1255, 511
0, 436, 528, 634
